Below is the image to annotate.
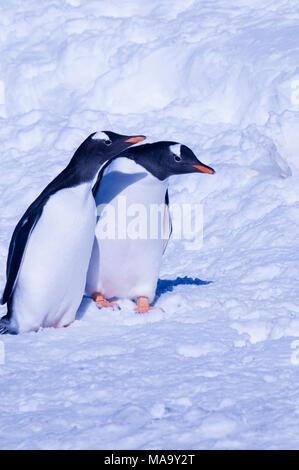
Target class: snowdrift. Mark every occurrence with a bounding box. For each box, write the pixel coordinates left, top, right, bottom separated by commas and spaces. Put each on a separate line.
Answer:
0, 0, 298, 450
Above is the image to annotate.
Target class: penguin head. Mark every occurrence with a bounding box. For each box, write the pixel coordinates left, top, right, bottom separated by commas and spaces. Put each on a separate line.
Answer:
87, 131, 146, 159
123, 141, 215, 180
165, 143, 215, 177
67, 131, 145, 182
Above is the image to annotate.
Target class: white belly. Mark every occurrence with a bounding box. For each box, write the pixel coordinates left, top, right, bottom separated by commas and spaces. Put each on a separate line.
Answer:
11, 183, 96, 333
86, 158, 168, 303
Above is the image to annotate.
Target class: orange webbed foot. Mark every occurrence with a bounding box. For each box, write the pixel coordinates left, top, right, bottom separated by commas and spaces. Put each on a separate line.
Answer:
134, 296, 152, 314
93, 292, 117, 309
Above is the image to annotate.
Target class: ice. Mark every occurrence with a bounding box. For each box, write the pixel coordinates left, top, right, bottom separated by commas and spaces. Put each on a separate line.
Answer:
0, 0, 299, 450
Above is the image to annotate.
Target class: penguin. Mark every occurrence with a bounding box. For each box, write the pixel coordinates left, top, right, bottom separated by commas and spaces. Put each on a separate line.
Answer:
85, 141, 215, 314
0, 131, 145, 334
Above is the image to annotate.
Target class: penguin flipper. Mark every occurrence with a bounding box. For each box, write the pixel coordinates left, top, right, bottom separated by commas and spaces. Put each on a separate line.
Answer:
163, 189, 172, 254
1, 209, 42, 306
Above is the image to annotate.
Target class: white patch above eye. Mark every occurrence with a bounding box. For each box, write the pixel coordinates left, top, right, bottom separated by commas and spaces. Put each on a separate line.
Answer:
170, 144, 181, 158
92, 131, 110, 141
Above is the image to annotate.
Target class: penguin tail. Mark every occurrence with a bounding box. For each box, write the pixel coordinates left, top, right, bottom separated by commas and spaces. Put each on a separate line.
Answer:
0, 322, 9, 335
0, 314, 12, 335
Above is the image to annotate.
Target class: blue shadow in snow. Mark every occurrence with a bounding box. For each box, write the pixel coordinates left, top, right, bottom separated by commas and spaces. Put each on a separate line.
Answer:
77, 276, 212, 317
154, 276, 212, 303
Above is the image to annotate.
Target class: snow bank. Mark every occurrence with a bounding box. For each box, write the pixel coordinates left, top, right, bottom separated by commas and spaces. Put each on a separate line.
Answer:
0, 0, 299, 450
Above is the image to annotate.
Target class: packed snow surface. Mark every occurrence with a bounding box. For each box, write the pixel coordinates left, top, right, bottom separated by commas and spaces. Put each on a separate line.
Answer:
1, 0, 299, 450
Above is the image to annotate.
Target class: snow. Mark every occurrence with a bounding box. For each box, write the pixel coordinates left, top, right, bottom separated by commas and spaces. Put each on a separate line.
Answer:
1, 0, 299, 450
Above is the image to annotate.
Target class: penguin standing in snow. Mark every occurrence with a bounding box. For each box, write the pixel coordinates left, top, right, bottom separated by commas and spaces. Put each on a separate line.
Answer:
86, 141, 215, 314
0, 131, 145, 334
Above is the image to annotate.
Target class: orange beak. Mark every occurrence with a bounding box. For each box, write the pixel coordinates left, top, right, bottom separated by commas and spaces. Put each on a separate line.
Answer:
192, 164, 215, 174
125, 136, 146, 143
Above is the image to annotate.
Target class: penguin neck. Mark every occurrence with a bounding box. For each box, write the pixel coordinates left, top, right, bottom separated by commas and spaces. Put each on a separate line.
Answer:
125, 152, 167, 182
59, 154, 108, 190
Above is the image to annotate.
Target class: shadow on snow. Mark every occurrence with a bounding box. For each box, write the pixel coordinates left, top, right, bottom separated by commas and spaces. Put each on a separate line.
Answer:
78, 276, 212, 319
154, 276, 211, 303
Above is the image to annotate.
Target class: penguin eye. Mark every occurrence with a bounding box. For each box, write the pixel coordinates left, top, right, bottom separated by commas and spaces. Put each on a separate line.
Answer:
104, 139, 112, 146
174, 155, 182, 162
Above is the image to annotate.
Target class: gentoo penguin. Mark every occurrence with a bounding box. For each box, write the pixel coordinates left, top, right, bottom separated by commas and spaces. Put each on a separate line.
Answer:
0, 131, 145, 334
85, 141, 215, 314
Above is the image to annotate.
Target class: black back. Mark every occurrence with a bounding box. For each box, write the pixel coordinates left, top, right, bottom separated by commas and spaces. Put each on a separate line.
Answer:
1, 166, 79, 307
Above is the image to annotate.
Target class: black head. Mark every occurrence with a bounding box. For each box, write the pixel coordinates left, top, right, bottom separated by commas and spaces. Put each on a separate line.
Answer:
80, 130, 146, 160
122, 141, 215, 180
69, 130, 146, 181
